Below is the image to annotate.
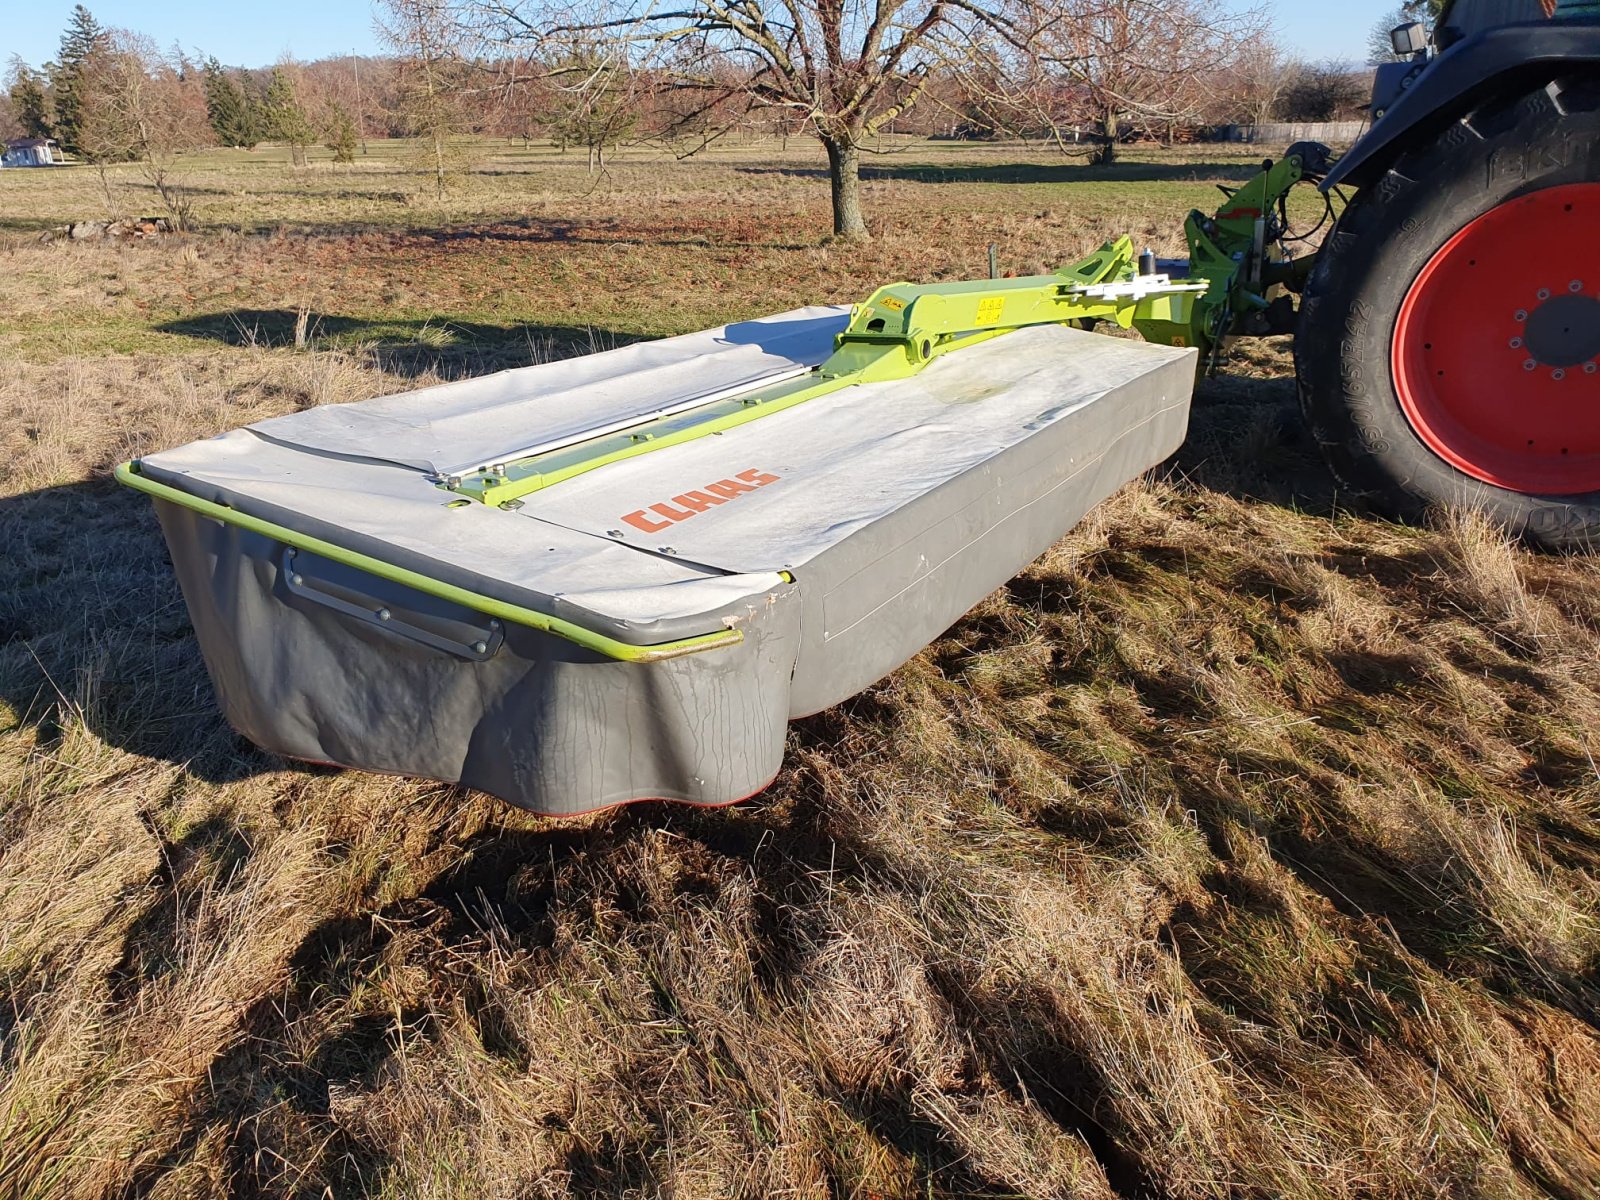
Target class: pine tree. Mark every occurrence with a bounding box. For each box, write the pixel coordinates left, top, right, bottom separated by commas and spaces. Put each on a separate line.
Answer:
548, 57, 638, 174
325, 105, 358, 164
49, 5, 108, 155
378, 0, 471, 200
7, 63, 52, 139
203, 58, 255, 148
262, 68, 314, 167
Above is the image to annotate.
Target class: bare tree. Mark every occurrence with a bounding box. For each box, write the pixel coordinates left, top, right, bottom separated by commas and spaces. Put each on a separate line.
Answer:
379, 0, 474, 200
467, 0, 1018, 239
1367, 6, 1412, 63
484, 54, 551, 143
1209, 32, 1288, 127
1368, 1, 1448, 64
77, 31, 211, 227
547, 51, 640, 171
1278, 60, 1369, 123
1022, 0, 1267, 163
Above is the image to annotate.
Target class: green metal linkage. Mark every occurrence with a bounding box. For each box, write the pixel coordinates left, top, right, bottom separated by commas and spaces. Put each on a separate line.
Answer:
115, 461, 749, 663
449, 237, 1203, 508
1133, 151, 1321, 366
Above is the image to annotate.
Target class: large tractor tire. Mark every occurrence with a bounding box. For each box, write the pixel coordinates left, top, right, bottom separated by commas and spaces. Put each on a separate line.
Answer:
1296, 76, 1600, 550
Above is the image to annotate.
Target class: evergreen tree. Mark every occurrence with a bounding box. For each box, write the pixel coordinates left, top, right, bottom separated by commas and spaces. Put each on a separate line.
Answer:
325, 104, 358, 163
379, 0, 471, 200
49, 5, 108, 154
7, 62, 52, 139
547, 58, 638, 174
202, 58, 256, 147
262, 68, 314, 166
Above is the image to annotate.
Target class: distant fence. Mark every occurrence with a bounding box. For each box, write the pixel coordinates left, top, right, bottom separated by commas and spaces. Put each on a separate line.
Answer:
1219, 122, 1368, 147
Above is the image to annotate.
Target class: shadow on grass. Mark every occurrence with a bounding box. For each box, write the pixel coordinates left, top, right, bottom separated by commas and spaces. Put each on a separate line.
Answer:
0, 476, 272, 787
736, 159, 1262, 186
1168, 366, 1338, 515
233, 186, 416, 203
0, 216, 76, 237
140, 768, 1052, 1198
154, 309, 642, 378
388, 217, 820, 252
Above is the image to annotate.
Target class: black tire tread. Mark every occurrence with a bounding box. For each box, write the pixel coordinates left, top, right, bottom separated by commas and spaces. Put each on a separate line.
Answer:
1296, 74, 1600, 551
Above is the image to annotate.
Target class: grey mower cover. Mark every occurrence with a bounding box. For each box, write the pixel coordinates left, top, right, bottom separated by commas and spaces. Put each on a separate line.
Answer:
136, 308, 1197, 815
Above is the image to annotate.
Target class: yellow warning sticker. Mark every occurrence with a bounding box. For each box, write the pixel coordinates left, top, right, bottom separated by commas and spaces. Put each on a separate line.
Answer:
880, 296, 906, 311
975, 296, 1005, 326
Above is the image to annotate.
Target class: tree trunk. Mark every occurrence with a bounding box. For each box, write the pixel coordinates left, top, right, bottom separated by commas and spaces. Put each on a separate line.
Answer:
1096, 109, 1119, 166
823, 137, 868, 241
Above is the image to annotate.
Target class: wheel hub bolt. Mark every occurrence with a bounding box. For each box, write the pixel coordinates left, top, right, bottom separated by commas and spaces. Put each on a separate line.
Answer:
1554, 369, 1567, 381
1572, 280, 1585, 293
1510, 337, 1524, 349
1524, 359, 1538, 371
1515, 309, 1529, 322
1538, 288, 1551, 301
1587, 363, 1598, 375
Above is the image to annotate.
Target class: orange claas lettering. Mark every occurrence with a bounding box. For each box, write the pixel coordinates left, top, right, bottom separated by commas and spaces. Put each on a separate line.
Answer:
622, 469, 780, 533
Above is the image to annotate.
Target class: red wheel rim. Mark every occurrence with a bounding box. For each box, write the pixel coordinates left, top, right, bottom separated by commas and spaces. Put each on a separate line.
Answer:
1392, 183, 1600, 495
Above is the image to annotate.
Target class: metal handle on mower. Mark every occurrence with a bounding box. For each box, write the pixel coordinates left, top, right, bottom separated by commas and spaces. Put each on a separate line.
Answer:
115, 461, 748, 663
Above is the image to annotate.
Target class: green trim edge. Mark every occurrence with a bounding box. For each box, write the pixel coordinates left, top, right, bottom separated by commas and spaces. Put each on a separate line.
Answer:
115, 461, 747, 664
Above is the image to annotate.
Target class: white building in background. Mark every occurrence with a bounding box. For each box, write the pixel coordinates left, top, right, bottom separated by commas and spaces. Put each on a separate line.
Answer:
2, 138, 59, 167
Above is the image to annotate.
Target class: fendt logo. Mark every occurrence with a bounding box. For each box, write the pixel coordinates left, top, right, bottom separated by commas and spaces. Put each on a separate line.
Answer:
621, 468, 781, 534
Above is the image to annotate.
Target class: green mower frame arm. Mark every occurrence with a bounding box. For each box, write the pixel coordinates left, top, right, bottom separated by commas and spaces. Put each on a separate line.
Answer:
1134, 147, 1329, 369
448, 236, 1205, 508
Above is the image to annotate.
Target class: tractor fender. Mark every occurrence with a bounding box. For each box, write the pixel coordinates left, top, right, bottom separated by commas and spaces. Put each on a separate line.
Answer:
1322, 18, 1600, 191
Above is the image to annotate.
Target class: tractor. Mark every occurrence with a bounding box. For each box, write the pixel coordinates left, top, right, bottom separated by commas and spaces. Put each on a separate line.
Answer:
1200, 0, 1600, 549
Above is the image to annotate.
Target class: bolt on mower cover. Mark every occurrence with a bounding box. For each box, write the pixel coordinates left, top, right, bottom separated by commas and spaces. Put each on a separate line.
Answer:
121, 307, 1197, 816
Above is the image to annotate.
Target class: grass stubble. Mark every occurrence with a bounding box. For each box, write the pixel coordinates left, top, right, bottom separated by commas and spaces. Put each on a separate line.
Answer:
1, 139, 1598, 1199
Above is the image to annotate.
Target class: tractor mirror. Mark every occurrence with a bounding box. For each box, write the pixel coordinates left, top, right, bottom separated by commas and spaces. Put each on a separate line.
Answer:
1390, 21, 1428, 57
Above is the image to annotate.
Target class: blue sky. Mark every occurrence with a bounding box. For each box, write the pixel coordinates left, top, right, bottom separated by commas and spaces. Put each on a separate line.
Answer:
2, 1, 1393, 71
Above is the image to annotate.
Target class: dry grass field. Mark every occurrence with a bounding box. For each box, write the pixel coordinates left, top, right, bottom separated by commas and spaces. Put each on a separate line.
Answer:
2, 138, 1599, 1200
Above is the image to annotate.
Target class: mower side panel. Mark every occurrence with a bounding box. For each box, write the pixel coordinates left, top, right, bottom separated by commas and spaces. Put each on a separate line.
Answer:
152, 500, 806, 816
1323, 19, 1600, 191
